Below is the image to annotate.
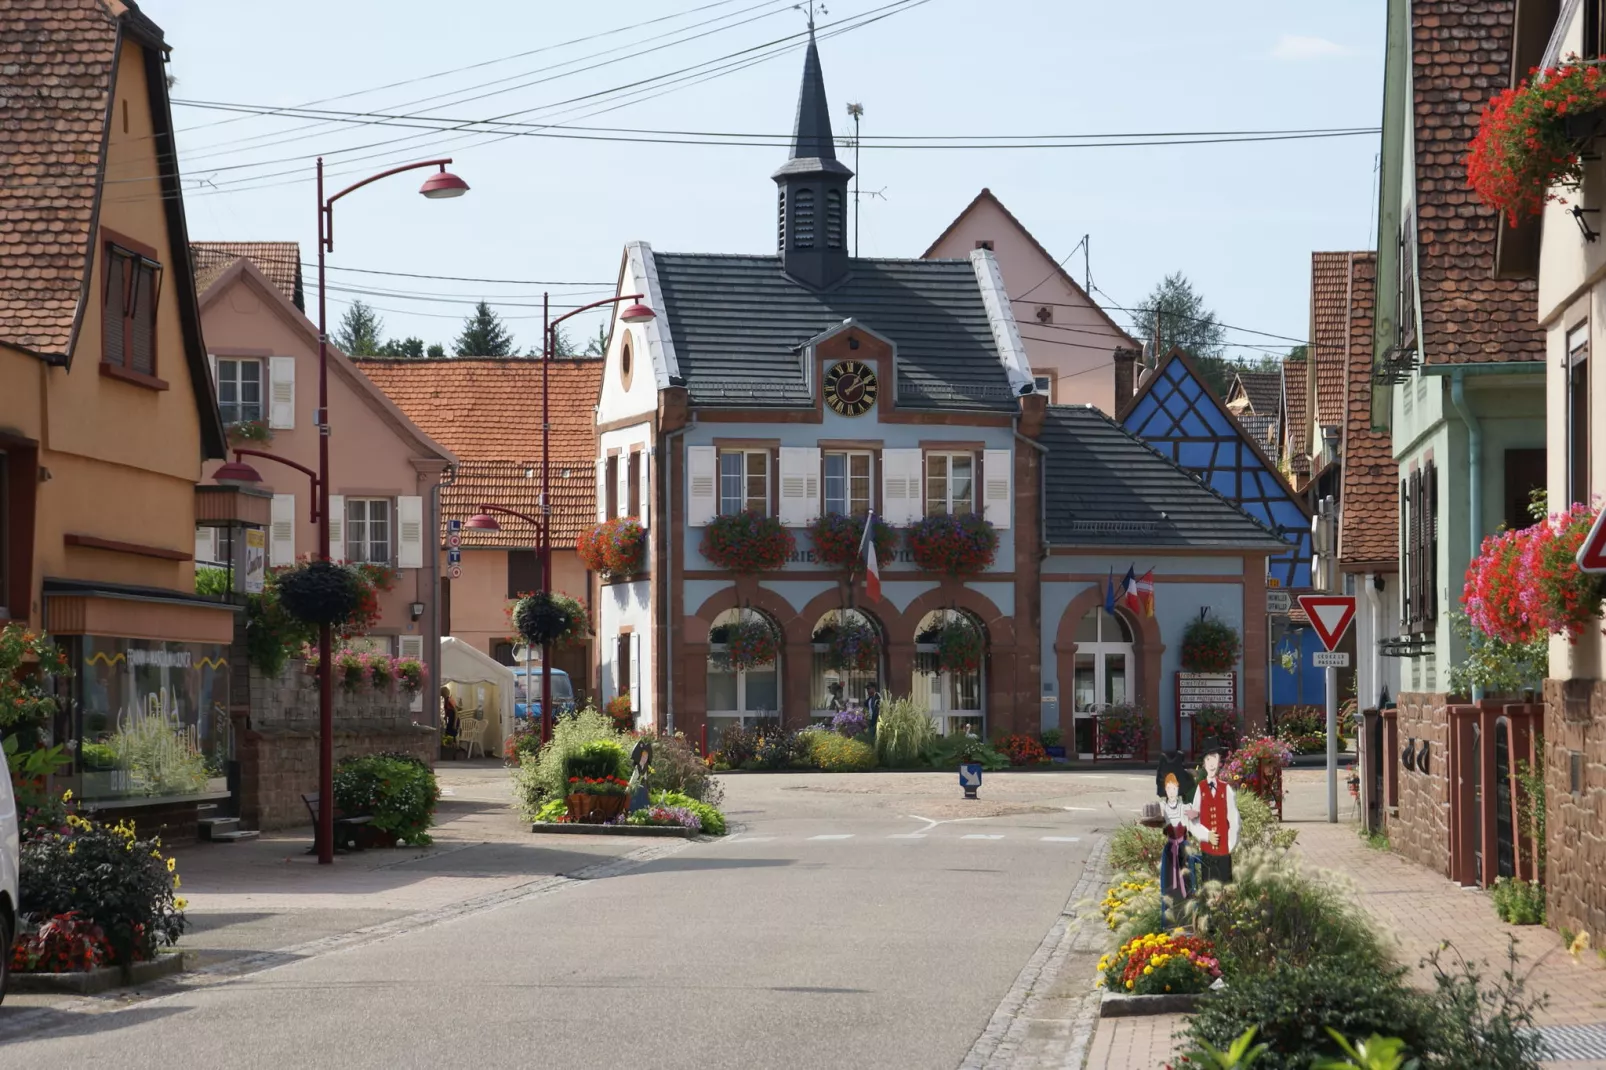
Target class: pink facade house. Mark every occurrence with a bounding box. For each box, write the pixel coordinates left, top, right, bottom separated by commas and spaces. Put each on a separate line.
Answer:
192, 245, 455, 684
924, 189, 1138, 413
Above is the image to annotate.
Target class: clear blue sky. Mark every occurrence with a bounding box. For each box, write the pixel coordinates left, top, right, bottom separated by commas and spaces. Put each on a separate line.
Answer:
147, 0, 1385, 356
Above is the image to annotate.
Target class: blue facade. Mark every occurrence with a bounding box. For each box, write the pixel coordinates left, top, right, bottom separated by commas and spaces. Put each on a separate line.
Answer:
1122, 356, 1312, 590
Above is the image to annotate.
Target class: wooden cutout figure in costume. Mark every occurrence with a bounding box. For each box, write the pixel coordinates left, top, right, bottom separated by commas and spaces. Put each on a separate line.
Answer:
1190, 745, 1240, 884
628, 739, 653, 813
1154, 751, 1197, 902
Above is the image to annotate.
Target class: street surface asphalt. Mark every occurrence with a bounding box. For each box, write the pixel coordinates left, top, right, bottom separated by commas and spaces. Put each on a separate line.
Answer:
0, 767, 1153, 1069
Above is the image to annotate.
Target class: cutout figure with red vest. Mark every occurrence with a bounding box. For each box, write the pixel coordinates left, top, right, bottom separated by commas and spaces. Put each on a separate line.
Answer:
1188, 744, 1240, 884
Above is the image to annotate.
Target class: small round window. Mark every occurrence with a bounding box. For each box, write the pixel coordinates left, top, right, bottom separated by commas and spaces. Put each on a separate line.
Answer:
620, 339, 633, 386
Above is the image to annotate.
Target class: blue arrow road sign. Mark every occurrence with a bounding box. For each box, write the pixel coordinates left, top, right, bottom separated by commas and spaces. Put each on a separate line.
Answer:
959, 763, 982, 788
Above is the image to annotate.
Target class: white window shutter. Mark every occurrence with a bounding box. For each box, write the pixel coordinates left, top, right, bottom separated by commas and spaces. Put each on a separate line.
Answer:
207, 355, 218, 396
618, 455, 631, 520
194, 526, 216, 565
397, 495, 424, 569
778, 446, 818, 526
269, 494, 296, 566
328, 495, 346, 563
639, 450, 651, 529
630, 633, 642, 714
595, 459, 607, 522
398, 635, 424, 658
983, 448, 1012, 530
687, 446, 717, 526
268, 356, 296, 429
882, 448, 922, 526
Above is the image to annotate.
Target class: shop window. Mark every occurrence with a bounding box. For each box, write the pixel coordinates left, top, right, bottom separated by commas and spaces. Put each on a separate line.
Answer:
216, 357, 263, 424
809, 609, 883, 719
925, 452, 974, 517
912, 610, 985, 737
823, 451, 872, 516
719, 450, 770, 516
102, 241, 161, 378
707, 609, 780, 737
345, 497, 392, 565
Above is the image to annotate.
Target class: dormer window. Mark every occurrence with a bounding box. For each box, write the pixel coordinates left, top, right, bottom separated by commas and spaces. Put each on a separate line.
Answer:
826, 189, 844, 250
793, 189, 815, 249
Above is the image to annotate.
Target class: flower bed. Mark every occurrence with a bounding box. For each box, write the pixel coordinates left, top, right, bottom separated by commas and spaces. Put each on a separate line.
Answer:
1468, 59, 1606, 220
623, 804, 702, 831
333, 753, 440, 846
1180, 617, 1240, 673
806, 512, 898, 570
996, 733, 1048, 766
1098, 931, 1221, 995
578, 516, 646, 577
906, 513, 998, 575
700, 510, 795, 573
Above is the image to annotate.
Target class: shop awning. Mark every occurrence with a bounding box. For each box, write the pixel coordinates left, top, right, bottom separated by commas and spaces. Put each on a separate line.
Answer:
43, 578, 237, 644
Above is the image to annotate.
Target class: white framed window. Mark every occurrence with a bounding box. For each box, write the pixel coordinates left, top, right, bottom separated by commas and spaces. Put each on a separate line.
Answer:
707, 609, 780, 735
1070, 607, 1133, 759
925, 452, 974, 517
345, 498, 392, 564
1033, 374, 1051, 397
719, 450, 770, 516
217, 357, 263, 424
823, 451, 873, 517
912, 610, 984, 737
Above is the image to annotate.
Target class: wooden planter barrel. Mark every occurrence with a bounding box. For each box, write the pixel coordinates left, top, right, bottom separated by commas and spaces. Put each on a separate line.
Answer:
566, 793, 629, 824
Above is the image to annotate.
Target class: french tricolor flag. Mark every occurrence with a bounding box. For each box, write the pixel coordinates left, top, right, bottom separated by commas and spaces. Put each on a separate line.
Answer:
859, 511, 882, 603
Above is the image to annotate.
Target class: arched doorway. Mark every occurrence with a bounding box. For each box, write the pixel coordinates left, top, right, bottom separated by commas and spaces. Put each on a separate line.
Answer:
809, 609, 884, 723
1070, 606, 1134, 759
706, 608, 781, 741
913, 609, 986, 737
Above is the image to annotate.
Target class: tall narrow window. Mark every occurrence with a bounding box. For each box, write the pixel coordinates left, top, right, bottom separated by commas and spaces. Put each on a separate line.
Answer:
925, 453, 974, 517
825, 189, 844, 249
627, 451, 642, 517
507, 550, 541, 598
792, 189, 815, 249
345, 498, 392, 565
102, 242, 160, 376
777, 189, 787, 252
823, 451, 872, 516
605, 454, 620, 519
719, 450, 769, 516
1568, 322, 1590, 508
216, 358, 263, 424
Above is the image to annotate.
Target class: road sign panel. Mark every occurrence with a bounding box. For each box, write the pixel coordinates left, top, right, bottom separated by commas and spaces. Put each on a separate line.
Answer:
448, 518, 462, 531
1267, 590, 1291, 614
1312, 651, 1350, 668
959, 763, 982, 787
447, 533, 461, 549
1297, 595, 1357, 651
449, 565, 462, 579
447, 548, 461, 564
1578, 508, 1606, 573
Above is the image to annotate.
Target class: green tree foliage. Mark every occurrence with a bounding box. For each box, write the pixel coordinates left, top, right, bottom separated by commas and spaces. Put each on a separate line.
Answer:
334, 299, 385, 356
426, 342, 446, 358
584, 323, 610, 356
377, 336, 428, 358
1131, 272, 1238, 395
453, 300, 516, 356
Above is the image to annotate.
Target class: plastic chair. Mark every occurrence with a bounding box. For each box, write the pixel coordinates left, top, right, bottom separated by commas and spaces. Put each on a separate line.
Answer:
459, 715, 485, 759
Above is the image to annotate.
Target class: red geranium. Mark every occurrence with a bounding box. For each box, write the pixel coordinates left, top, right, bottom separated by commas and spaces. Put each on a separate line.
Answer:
906, 514, 998, 576
997, 734, 1047, 766
806, 513, 898, 570
1468, 58, 1606, 220
701, 511, 795, 573
578, 517, 647, 577
1464, 503, 1606, 641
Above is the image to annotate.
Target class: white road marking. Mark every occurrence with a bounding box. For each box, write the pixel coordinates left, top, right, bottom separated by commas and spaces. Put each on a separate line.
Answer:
726, 835, 776, 843
1040, 836, 1082, 843
809, 834, 854, 841
1061, 806, 1096, 812
962, 834, 1005, 840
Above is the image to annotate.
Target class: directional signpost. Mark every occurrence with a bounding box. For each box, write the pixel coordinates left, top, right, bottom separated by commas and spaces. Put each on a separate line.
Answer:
1298, 595, 1357, 824
959, 763, 982, 800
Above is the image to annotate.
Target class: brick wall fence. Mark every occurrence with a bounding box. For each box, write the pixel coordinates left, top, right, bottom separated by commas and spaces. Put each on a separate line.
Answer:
1544, 677, 1606, 941
234, 659, 437, 831
1388, 691, 1451, 878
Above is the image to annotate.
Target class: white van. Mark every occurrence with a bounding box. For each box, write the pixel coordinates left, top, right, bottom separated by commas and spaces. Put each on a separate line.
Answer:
0, 738, 19, 1004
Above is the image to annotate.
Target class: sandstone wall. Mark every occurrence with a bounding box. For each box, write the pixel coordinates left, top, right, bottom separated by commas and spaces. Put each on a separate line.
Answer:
1388, 691, 1451, 878
1544, 677, 1606, 940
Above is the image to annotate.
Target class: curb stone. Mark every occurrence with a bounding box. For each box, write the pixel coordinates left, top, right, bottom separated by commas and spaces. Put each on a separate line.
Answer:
1099, 990, 1207, 1017
9, 951, 186, 995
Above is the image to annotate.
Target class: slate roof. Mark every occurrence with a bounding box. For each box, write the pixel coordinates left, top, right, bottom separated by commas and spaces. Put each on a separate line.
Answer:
0, 0, 120, 357
650, 252, 1016, 410
192, 241, 301, 306
1230, 371, 1282, 417
1412, 0, 1542, 364
1311, 252, 1352, 428
1339, 253, 1398, 567
1040, 405, 1289, 551
355, 357, 603, 549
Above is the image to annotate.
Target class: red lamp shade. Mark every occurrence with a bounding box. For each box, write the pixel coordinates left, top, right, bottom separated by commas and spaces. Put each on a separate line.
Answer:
464, 512, 502, 531
419, 169, 470, 199
214, 459, 264, 484
620, 302, 656, 324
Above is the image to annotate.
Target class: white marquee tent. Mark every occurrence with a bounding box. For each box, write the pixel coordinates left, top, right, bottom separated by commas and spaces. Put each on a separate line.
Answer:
439, 636, 516, 757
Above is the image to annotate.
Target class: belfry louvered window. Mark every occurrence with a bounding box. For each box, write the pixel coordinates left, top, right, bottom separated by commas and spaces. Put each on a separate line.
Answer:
826, 189, 844, 249
777, 189, 787, 251
792, 189, 815, 249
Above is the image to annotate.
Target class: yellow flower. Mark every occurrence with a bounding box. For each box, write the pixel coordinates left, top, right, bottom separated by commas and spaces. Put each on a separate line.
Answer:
1125, 980, 1134, 990
166, 857, 177, 872
175, 897, 189, 911
1143, 965, 1154, 975
61, 789, 73, 802
172, 874, 181, 889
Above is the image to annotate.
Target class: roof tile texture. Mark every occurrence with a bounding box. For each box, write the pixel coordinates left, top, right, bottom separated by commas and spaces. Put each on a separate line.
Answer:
1311, 252, 1351, 428
0, 0, 118, 357
1340, 254, 1399, 565
356, 358, 603, 549
1283, 351, 1308, 476
1231, 371, 1282, 417
1411, 0, 1542, 364
192, 241, 300, 304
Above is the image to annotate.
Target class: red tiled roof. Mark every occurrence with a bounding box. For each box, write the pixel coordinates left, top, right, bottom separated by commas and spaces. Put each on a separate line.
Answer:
1310, 252, 1351, 428
1282, 351, 1308, 478
1412, 0, 1542, 364
0, 0, 119, 358
192, 241, 300, 305
355, 357, 603, 548
1339, 253, 1398, 566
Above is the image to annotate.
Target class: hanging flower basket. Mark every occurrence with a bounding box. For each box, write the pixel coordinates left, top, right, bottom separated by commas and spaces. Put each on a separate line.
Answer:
577, 517, 647, 578
933, 619, 983, 674
906, 514, 998, 576
275, 560, 362, 628
722, 616, 780, 670
512, 592, 592, 650
1180, 616, 1240, 673
1467, 58, 1606, 220
1466, 503, 1606, 641
805, 513, 898, 570
821, 616, 881, 672
701, 511, 795, 573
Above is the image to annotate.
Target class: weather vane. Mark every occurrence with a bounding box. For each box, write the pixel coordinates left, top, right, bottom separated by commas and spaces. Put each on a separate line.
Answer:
795, 1, 827, 31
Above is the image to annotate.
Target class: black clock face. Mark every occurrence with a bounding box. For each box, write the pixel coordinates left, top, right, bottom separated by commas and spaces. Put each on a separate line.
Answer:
824, 360, 879, 416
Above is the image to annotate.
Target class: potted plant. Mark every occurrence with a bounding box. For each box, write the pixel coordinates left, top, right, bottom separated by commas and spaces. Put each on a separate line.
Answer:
395, 657, 425, 694
1468, 58, 1606, 220
564, 774, 631, 823
818, 615, 880, 672
1040, 727, 1065, 759
1223, 735, 1295, 811
365, 652, 395, 691
722, 615, 780, 670
226, 419, 273, 445
270, 560, 361, 629
932, 618, 984, 674
1095, 704, 1151, 761
700, 511, 795, 573
1192, 705, 1242, 752
604, 694, 634, 730
805, 512, 897, 570
336, 650, 367, 692
578, 516, 647, 579
512, 592, 592, 650
1180, 616, 1241, 673
906, 513, 998, 576
1466, 503, 1606, 643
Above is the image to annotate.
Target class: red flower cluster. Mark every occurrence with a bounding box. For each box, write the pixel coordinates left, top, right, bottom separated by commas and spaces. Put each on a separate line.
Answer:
566, 774, 630, 796
578, 517, 647, 577
933, 619, 984, 674
723, 616, 780, 670
604, 694, 634, 726
1115, 933, 1220, 992
701, 511, 795, 573
805, 513, 898, 570
10, 911, 109, 975
1468, 59, 1606, 220
906, 514, 998, 576
996, 734, 1048, 766
1464, 503, 1606, 641
1180, 618, 1240, 674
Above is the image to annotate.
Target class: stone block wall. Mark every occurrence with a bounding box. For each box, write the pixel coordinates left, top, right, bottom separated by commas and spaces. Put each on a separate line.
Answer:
1388, 691, 1451, 878
1544, 677, 1606, 940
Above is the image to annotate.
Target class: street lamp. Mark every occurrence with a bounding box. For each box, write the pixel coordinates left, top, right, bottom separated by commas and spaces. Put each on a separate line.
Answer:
535, 294, 655, 746
310, 155, 468, 864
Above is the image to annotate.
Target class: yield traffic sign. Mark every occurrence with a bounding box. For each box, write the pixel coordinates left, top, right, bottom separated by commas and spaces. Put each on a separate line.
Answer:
1577, 509, 1606, 573
1298, 595, 1357, 652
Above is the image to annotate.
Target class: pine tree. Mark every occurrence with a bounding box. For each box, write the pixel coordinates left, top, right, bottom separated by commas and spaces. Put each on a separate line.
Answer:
334, 300, 385, 356
452, 301, 516, 356
1131, 273, 1234, 395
